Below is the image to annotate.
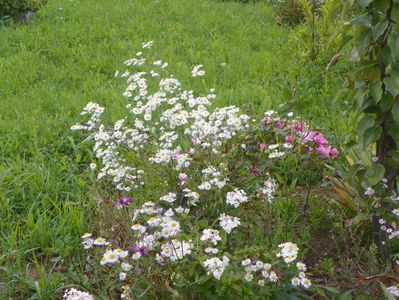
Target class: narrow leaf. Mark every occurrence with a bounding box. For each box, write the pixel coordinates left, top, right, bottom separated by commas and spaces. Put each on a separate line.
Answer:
370, 80, 383, 101
388, 32, 399, 58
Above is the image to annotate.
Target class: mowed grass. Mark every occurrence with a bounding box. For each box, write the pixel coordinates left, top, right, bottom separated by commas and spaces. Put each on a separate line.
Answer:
0, 0, 350, 298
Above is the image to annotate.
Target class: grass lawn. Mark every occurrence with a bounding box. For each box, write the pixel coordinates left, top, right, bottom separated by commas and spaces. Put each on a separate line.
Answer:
0, 0, 353, 298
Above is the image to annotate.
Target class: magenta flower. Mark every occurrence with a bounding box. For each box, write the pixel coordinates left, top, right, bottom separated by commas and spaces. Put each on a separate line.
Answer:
313, 134, 328, 147
330, 147, 339, 159
131, 244, 148, 256
259, 143, 266, 151
316, 146, 339, 159
249, 166, 261, 175
291, 121, 304, 133
115, 196, 131, 209
303, 131, 317, 143
275, 119, 285, 129
121, 197, 131, 205
285, 135, 293, 144
316, 146, 330, 158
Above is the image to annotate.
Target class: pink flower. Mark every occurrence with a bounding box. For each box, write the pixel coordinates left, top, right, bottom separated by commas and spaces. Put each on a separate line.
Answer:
316, 146, 330, 158
285, 135, 293, 144
303, 131, 316, 143
259, 143, 266, 151
330, 147, 339, 159
264, 116, 273, 125
313, 134, 328, 147
275, 119, 285, 129
292, 122, 304, 133
179, 173, 188, 181
249, 166, 261, 175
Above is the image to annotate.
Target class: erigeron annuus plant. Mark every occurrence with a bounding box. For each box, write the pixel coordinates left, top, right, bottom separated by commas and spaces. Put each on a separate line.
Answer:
71, 41, 338, 298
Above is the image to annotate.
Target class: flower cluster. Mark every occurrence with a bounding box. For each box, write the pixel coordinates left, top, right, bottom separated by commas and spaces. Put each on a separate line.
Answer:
226, 189, 248, 208
276, 242, 299, 263
63, 288, 94, 300
379, 217, 399, 240
161, 240, 193, 261
258, 176, 277, 203
388, 286, 399, 298
100, 248, 129, 265
81, 233, 109, 249
70, 41, 326, 297
290, 262, 312, 289
241, 244, 311, 289
262, 110, 338, 160
241, 258, 277, 285
219, 213, 241, 234
203, 256, 230, 280
198, 165, 228, 190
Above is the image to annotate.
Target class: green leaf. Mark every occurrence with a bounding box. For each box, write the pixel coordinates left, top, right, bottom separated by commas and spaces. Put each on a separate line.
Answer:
392, 100, 399, 124
372, 21, 389, 41
389, 124, 399, 141
363, 65, 381, 82
382, 46, 393, 66
388, 32, 399, 58
351, 47, 360, 62
352, 14, 372, 27
374, 0, 391, 12
366, 163, 385, 185
370, 80, 383, 101
358, 29, 372, 56
357, 0, 373, 6
388, 150, 399, 164
393, 4, 399, 23
384, 76, 399, 97
357, 115, 375, 137
380, 94, 394, 111
354, 87, 369, 112
337, 34, 353, 53
361, 126, 382, 148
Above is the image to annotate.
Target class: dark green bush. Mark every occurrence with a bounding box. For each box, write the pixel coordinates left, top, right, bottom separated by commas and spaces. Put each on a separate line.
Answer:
274, 0, 305, 26
220, 0, 305, 26
0, 0, 43, 19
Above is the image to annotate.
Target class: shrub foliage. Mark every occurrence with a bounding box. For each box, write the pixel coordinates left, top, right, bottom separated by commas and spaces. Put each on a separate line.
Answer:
0, 0, 43, 19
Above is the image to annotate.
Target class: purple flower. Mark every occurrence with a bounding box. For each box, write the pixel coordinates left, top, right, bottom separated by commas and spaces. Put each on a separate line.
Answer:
121, 197, 131, 205
131, 244, 148, 256
115, 196, 131, 209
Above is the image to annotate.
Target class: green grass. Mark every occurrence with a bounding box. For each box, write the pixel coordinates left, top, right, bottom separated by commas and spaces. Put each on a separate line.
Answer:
0, 0, 352, 298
